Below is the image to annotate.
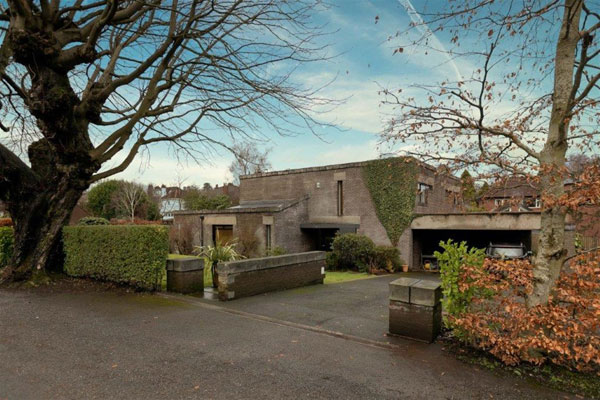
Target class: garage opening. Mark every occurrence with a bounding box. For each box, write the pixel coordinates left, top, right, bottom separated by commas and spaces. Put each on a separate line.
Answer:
412, 229, 532, 270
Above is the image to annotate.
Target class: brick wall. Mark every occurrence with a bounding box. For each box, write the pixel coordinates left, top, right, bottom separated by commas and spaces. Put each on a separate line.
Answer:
216, 251, 326, 300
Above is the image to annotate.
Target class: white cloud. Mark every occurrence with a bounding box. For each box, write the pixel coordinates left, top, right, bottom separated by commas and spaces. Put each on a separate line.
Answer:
103, 153, 233, 186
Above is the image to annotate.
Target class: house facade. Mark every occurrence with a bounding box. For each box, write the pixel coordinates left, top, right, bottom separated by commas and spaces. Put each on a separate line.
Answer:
173, 157, 462, 265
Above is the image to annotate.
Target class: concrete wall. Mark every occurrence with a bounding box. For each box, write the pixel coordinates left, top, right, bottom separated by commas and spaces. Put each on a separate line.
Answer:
240, 161, 461, 250
216, 251, 326, 300
411, 213, 542, 231
273, 198, 312, 253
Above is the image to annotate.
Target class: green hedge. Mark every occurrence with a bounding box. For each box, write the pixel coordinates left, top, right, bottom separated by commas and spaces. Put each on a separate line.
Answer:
0, 227, 13, 268
63, 225, 168, 290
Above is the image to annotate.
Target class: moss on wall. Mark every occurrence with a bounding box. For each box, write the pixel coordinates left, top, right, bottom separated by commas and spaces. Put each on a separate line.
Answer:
362, 157, 418, 246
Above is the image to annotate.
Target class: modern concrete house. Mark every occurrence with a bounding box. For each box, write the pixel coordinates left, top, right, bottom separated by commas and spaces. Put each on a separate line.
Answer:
173, 157, 578, 270
174, 157, 469, 268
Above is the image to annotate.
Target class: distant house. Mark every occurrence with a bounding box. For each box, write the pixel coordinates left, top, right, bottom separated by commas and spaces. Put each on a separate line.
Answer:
149, 183, 239, 222
148, 185, 186, 222
480, 177, 541, 212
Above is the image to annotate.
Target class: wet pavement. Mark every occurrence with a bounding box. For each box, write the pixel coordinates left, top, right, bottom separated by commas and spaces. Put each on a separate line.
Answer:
0, 278, 576, 400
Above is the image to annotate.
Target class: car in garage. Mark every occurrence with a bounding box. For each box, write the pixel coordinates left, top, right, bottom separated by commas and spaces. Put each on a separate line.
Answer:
485, 242, 531, 259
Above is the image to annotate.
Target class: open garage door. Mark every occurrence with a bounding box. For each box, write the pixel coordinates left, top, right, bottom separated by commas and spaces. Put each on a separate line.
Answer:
411, 229, 532, 270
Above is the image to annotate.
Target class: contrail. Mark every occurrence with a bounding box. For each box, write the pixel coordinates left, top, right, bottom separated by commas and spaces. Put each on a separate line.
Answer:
397, 0, 464, 82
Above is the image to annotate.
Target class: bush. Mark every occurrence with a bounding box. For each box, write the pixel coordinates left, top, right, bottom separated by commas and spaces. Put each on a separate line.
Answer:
0, 218, 13, 227
452, 253, 600, 375
372, 246, 401, 272
63, 225, 169, 290
169, 219, 199, 255
266, 246, 287, 257
77, 216, 110, 225
110, 218, 162, 225
0, 227, 13, 268
435, 240, 486, 326
329, 233, 375, 272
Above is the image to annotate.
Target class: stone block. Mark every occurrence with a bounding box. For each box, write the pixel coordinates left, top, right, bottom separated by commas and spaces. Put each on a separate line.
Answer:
389, 301, 442, 343
389, 277, 421, 303
166, 257, 204, 294
410, 279, 442, 307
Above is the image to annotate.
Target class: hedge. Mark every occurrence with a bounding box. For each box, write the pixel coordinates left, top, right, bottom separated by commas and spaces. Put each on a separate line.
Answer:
63, 225, 169, 290
0, 227, 13, 268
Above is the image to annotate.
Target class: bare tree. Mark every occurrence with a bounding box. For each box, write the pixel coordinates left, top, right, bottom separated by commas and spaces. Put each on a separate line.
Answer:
115, 181, 146, 222
0, 0, 332, 282
381, 0, 600, 306
228, 141, 272, 184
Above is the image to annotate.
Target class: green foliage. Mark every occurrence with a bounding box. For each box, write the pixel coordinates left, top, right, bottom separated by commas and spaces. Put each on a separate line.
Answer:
362, 157, 418, 245
77, 216, 110, 225
183, 190, 232, 210
145, 200, 161, 221
0, 227, 14, 268
372, 246, 401, 272
329, 233, 376, 272
194, 241, 243, 267
87, 180, 122, 220
265, 246, 287, 257
434, 239, 486, 327
461, 170, 477, 209
63, 225, 169, 290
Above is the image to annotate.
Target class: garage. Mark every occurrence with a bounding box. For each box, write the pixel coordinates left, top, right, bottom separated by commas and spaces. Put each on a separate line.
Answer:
408, 212, 543, 270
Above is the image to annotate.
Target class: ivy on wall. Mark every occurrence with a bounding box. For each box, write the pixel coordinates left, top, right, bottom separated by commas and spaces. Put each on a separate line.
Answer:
362, 157, 418, 246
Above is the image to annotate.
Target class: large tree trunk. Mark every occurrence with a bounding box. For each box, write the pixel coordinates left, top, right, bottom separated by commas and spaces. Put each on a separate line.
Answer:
528, 0, 581, 307
2, 186, 84, 283
0, 147, 95, 283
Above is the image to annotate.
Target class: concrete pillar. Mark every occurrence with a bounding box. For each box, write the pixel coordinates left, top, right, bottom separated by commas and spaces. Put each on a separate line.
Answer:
166, 257, 204, 294
389, 277, 442, 342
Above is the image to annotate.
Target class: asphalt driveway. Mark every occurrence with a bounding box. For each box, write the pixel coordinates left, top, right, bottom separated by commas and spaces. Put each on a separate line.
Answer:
0, 278, 576, 399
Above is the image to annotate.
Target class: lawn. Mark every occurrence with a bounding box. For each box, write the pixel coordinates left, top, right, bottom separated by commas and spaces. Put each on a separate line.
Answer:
324, 270, 373, 284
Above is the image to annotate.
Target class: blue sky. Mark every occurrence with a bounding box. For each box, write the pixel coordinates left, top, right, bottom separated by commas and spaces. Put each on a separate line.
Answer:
110, 1, 477, 187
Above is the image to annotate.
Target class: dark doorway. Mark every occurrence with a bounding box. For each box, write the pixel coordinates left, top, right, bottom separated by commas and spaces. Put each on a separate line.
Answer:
300, 223, 359, 251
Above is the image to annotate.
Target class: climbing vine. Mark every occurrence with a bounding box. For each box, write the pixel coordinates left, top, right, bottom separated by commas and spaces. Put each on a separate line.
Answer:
362, 157, 418, 246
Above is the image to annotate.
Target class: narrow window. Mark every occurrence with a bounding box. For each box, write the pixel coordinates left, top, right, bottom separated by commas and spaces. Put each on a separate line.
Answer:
337, 180, 344, 216
265, 224, 272, 250
417, 183, 431, 206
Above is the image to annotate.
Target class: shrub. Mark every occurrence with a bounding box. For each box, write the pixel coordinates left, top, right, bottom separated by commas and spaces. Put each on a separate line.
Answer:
195, 241, 244, 288
110, 218, 162, 225
77, 216, 110, 225
329, 233, 375, 272
452, 253, 600, 375
0, 218, 13, 227
372, 246, 401, 272
266, 246, 287, 257
435, 240, 486, 326
63, 225, 169, 290
0, 227, 13, 268
169, 219, 198, 255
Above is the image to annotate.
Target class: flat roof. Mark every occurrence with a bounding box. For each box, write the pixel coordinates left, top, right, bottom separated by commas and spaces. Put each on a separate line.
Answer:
240, 156, 460, 182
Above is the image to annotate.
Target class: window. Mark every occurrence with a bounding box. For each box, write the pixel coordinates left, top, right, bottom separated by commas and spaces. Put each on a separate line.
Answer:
337, 180, 344, 216
535, 198, 541, 208
265, 224, 272, 250
417, 183, 432, 205
494, 199, 505, 207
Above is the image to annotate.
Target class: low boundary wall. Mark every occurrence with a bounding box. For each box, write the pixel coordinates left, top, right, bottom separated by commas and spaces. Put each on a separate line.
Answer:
217, 251, 326, 301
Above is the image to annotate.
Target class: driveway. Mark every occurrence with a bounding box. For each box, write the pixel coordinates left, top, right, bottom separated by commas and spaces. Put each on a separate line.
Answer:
0, 279, 575, 400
